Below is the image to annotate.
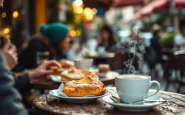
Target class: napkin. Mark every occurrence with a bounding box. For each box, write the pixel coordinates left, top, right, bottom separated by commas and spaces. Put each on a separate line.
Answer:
57, 83, 67, 96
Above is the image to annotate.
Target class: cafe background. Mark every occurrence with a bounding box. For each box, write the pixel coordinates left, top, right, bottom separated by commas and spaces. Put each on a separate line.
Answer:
1, 0, 184, 49
1, 0, 185, 92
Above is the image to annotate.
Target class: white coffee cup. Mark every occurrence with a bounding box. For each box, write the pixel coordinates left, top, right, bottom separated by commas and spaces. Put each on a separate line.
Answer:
97, 46, 105, 55
115, 74, 160, 103
75, 58, 93, 69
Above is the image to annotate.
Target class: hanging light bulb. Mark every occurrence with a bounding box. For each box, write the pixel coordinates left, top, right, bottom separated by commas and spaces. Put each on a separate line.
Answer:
13, 11, 19, 18
1, 12, 6, 18
75, 0, 83, 6
4, 28, 10, 34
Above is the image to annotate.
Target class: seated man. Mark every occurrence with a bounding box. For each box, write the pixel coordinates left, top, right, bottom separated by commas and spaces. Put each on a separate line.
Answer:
0, 1, 61, 114
174, 27, 185, 48
2, 39, 61, 94
0, 35, 61, 115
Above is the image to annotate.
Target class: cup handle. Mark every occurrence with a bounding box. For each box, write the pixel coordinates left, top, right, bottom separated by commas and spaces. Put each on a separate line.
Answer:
146, 80, 160, 98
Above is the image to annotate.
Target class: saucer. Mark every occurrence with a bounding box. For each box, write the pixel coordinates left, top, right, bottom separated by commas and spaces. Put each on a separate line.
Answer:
101, 94, 165, 112
49, 89, 109, 103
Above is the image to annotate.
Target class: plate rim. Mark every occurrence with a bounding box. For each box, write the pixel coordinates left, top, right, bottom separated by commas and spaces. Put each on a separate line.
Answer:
100, 94, 164, 108
50, 70, 119, 83
49, 89, 109, 100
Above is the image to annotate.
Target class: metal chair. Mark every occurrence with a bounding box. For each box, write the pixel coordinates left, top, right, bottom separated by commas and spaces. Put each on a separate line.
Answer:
164, 55, 185, 93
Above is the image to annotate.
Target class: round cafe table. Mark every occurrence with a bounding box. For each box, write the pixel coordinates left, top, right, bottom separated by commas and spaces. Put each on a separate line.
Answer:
33, 87, 185, 115
85, 53, 115, 65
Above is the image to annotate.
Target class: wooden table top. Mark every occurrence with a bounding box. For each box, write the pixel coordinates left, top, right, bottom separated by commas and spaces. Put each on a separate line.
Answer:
33, 87, 185, 115
162, 49, 185, 56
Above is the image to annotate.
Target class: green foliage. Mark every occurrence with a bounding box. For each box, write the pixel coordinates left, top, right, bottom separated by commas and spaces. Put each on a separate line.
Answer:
160, 32, 178, 47
66, 10, 75, 24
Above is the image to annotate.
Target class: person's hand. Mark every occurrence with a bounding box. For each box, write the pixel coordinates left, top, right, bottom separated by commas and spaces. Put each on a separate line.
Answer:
0, 0, 4, 8
2, 39, 18, 70
28, 60, 61, 83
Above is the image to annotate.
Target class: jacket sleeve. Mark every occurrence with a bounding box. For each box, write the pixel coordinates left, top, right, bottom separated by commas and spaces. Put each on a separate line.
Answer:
18, 38, 46, 69
0, 51, 28, 115
14, 73, 31, 94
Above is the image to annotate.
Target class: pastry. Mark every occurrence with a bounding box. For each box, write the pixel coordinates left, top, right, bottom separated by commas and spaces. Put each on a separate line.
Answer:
60, 67, 85, 80
50, 66, 64, 75
62, 76, 106, 96
80, 69, 97, 78
98, 64, 110, 73
59, 60, 74, 69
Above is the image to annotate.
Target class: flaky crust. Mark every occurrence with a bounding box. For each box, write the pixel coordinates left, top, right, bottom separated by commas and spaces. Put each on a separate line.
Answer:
62, 77, 106, 96
59, 60, 74, 68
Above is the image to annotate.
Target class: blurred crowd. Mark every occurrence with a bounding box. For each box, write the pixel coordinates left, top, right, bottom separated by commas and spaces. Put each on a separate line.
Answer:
2, 19, 185, 76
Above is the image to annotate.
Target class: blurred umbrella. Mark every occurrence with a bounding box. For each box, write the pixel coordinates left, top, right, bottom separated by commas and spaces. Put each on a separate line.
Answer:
134, 0, 185, 20
83, 0, 113, 10
113, 0, 145, 7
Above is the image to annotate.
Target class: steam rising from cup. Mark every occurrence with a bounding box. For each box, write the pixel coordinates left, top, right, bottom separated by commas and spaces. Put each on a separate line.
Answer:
117, 26, 145, 74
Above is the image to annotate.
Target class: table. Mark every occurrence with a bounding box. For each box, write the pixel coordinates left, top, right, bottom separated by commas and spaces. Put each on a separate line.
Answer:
85, 53, 115, 65
162, 49, 185, 56
31, 78, 115, 90
33, 87, 185, 115
86, 53, 115, 59
31, 71, 118, 89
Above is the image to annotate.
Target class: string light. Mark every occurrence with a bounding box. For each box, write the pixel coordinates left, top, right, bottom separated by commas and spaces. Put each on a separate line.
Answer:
83, 8, 94, 21
92, 8, 97, 14
75, 0, 83, 6
70, 30, 76, 37
76, 30, 81, 36
76, 7, 83, 14
13, 11, 19, 18
4, 28, 10, 34
1, 12, 6, 18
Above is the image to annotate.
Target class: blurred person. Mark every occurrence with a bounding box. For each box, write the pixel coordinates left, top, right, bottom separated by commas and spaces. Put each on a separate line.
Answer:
1, 38, 61, 115
18, 22, 71, 69
98, 24, 117, 52
160, 26, 176, 48
149, 25, 164, 76
0, 0, 60, 115
0, 0, 28, 114
174, 27, 185, 48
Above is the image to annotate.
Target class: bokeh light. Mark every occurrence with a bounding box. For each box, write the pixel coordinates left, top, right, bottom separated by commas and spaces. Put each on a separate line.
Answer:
4, 28, 10, 34
70, 30, 76, 37
1, 12, 6, 18
13, 11, 19, 18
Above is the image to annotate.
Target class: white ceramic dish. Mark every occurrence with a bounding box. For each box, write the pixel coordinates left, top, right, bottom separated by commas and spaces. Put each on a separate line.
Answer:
49, 89, 109, 103
100, 93, 165, 112
75, 58, 93, 69
50, 75, 99, 83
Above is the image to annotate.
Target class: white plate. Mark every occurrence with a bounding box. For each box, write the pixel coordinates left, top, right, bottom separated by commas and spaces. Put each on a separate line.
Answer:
101, 93, 165, 112
49, 89, 109, 103
50, 75, 67, 83
50, 75, 99, 83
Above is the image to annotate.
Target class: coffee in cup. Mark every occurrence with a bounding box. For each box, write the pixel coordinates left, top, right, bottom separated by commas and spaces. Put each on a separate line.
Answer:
115, 74, 160, 103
